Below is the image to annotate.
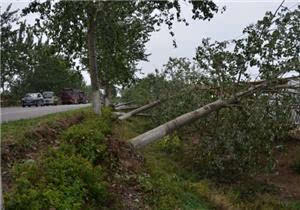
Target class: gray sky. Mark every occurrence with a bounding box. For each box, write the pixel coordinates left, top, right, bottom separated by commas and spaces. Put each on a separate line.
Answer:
2, 0, 299, 85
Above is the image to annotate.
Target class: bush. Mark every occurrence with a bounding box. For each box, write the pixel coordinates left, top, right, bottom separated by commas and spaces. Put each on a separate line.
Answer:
157, 135, 182, 153
5, 108, 114, 209
61, 124, 107, 163
5, 151, 109, 210
60, 108, 112, 163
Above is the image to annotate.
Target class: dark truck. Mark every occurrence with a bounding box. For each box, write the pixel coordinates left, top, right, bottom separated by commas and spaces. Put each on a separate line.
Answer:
60, 88, 88, 104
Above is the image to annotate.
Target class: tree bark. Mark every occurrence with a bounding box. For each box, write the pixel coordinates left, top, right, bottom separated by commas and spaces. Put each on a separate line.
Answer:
87, 6, 101, 115
119, 100, 161, 120
114, 101, 135, 108
129, 82, 268, 149
115, 104, 140, 111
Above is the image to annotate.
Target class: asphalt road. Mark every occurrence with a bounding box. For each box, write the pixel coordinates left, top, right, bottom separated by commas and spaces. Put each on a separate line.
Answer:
0, 104, 91, 123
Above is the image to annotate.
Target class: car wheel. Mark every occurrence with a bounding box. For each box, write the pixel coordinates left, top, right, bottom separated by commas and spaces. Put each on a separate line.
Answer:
28, 105, 31, 107
22, 104, 25, 108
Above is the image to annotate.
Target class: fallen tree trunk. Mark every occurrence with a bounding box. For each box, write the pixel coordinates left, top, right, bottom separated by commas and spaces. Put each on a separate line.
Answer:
114, 101, 135, 108
119, 100, 160, 121
115, 104, 140, 111
113, 112, 151, 117
130, 82, 268, 149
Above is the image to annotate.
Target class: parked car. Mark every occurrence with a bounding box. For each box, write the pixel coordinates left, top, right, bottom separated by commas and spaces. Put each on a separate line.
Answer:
42, 91, 59, 105
60, 88, 80, 104
21, 93, 44, 107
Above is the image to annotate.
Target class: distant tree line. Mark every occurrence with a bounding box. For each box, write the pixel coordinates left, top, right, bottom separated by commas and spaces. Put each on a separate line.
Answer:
1, 4, 85, 105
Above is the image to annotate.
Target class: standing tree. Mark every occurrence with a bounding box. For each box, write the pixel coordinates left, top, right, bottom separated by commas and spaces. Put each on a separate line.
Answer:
23, 0, 220, 114
95, 1, 156, 106
1, 4, 20, 92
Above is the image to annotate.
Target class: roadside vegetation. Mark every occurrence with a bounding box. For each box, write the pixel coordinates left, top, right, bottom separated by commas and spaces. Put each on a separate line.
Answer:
2, 104, 300, 209
1, 0, 300, 209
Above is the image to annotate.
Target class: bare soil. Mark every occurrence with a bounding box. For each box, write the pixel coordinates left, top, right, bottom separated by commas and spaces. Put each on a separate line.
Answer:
258, 138, 300, 200
105, 137, 151, 210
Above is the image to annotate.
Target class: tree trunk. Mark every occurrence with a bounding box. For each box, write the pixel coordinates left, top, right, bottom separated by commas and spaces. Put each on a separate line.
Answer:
129, 82, 268, 149
114, 101, 134, 108
87, 7, 101, 115
115, 104, 140, 111
119, 100, 161, 121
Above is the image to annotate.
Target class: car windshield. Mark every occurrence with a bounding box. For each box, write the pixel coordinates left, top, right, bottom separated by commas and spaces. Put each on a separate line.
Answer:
25, 93, 35, 98
43, 92, 54, 98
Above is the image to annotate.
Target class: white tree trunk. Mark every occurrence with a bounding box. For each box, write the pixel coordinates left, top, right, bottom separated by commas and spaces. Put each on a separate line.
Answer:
130, 99, 227, 148
130, 82, 269, 148
92, 90, 101, 114
114, 101, 134, 108
115, 104, 140, 111
87, 6, 101, 115
119, 100, 160, 121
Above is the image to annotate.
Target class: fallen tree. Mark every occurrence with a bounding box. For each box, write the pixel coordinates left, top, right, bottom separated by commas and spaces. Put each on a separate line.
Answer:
119, 100, 160, 120
113, 112, 152, 117
129, 78, 297, 148
115, 104, 140, 111
113, 101, 135, 108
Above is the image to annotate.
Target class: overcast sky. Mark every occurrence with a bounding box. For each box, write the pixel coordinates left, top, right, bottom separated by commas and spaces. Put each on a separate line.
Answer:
2, 0, 299, 85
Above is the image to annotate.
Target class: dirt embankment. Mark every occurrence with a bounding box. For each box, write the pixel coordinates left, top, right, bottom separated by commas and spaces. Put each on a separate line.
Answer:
1, 114, 84, 192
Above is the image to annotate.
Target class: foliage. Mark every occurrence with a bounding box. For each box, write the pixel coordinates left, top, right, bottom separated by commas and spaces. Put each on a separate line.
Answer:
157, 134, 182, 153
11, 43, 85, 98
60, 108, 112, 163
95, 2, 155, 89
0, 4, 85, 101
23, 0, 219, 112
121, 6, 300, 182
5, 151, 109, 210
4, 108, 113, 209
121, 73, 167, 105
187, 96, 292, 182
0, 4, 22, 92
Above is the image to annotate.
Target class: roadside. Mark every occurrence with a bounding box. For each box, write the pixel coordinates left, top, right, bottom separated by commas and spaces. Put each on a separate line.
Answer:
2, 110, 300, 209
1, 108, 89, 193
0, 104, 90, 123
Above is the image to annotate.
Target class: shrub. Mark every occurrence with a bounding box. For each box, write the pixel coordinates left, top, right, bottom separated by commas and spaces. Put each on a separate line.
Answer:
157, 135, 182, 153
5, 150, 109, 210
61, 124, 107, 163
60, 109, 112, 163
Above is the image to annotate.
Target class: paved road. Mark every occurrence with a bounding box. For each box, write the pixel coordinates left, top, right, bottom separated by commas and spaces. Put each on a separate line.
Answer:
0, 104, 91, 123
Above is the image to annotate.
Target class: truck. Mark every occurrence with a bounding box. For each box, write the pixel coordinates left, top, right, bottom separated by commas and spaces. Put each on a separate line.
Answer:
60, 88, 88, 104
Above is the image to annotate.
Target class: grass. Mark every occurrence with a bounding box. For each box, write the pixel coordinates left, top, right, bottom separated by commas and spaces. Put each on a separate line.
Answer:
116, 116, 300, 210
115, 117, 212, 209
3, 111, 300, 209
1, 107, 90, 144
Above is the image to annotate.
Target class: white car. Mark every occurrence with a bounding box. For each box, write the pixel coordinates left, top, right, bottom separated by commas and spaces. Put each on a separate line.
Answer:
42, 91, 58, 105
